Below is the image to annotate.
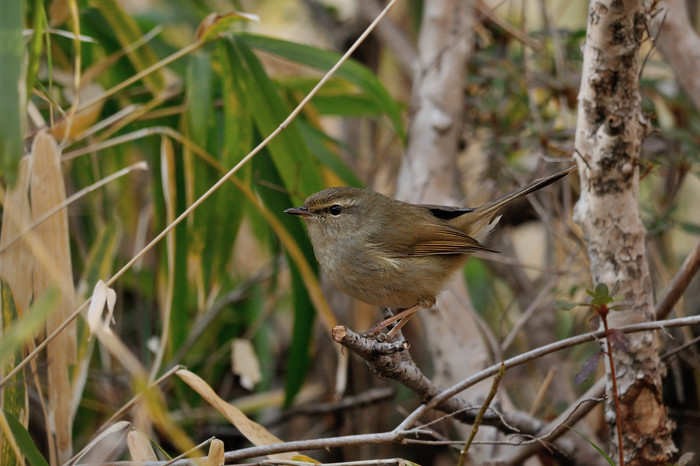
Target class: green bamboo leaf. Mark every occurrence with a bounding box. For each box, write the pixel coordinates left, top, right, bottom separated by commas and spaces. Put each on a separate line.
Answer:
220, 36, 325, 200
0, 0, 25, 186
284, 257, 315, 407
89, 0, 165, 94
172, 147, 190, 354
297, 121, 363, 187
2, 409, 48, 466
311, 94, 387, 117
218, 41, 254, 168
252, 150, 318, 406
0, 284, 57, 370
0, 287, 55, 456
190, 48, 246, 289
564, 425, 615, 465
186, 53, 214, 146
79, 223, 122, 296
275, 76, 389, 117
26, 0, 46, 97
243, 34, 406, 142
1, 281, 27, 466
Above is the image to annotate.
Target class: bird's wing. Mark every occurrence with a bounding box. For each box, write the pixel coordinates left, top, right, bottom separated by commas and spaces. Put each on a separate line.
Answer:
381, 220, 497, 257
417, 204, 476, 220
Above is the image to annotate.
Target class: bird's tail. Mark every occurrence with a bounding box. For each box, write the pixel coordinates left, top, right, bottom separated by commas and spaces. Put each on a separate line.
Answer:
457, 165, 576, 240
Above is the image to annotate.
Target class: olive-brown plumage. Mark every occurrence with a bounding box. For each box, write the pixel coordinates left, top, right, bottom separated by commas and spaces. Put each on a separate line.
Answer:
285, 166, 574, 313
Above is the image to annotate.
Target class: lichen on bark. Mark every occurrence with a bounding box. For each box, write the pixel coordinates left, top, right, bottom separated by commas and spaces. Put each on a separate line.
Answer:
573, 0, 677, 463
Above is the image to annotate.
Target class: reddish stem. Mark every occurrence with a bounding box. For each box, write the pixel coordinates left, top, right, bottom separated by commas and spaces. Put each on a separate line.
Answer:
602, 314, 625, 466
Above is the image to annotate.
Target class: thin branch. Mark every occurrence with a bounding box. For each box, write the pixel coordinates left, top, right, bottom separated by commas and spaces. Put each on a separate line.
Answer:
458, 362, 506, 464
474, 0, 542, 51
395, 314, 700, 433
358, 0, 417, 74
656, 237, 700, 319
332, 325, 538, 435
496, 241, 700, 462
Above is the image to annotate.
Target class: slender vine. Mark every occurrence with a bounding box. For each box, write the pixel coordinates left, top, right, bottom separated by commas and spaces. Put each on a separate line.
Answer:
555, 282, 627, 465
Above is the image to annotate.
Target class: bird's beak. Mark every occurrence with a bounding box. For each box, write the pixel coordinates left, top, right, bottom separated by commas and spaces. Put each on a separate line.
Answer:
284, 206, 312, 217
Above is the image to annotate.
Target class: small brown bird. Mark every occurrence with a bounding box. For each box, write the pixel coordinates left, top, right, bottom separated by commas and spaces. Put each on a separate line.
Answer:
285, 165, 574, 336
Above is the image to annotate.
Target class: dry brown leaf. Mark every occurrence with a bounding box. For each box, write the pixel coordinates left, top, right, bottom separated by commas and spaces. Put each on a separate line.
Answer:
0, 157, 33, 316
207, 438, 225, 466
30, 131, 75, 459
231, 338, 261, 391
48, 0, 70, 26
49, 101, 104, 140
127, 429, 158, 462
87, 280, 117, 336
176, 369, 297, 460
71, 421, 130, 465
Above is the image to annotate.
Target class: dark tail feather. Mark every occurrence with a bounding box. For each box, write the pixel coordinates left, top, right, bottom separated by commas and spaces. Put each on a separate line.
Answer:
479, 165, 576, 216
456, 165, 576, 238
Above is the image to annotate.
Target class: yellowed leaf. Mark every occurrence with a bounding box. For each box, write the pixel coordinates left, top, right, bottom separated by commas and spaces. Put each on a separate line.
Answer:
207, 438, 225, 466
0, 156, 33, 316
49, 100, 104, 140
87, 280, 117, 336
72, 420, 130, 465
48, 0, 70, 26
30, 131, 75, 459
127, 429, 157, 462
176, 369, 297, 460
232, 338, 261, 391
292, 455, 321, 463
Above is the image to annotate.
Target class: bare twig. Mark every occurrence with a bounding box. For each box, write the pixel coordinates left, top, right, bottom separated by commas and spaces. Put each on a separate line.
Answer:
358, 0, 417, 75
333, 325, 535, 435
396, 314, 700, 433
474, 0, 542, 51
497, 242, 700, 462
458, 362, 506, 464
656, 238, 700, 319
601, 311, 625, 466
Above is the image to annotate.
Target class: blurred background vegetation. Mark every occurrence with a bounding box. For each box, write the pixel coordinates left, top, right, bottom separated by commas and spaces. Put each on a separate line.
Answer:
1, 0, 699, 464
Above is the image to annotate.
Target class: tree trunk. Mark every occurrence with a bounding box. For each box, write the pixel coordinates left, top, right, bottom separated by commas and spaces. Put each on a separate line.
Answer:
573, 1, 677, 463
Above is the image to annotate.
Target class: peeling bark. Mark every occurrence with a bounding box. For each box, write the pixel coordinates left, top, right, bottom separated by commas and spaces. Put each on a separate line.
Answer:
573, 1, 676, 463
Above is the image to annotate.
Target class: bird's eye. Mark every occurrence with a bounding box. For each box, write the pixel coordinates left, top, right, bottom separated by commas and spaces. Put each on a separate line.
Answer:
329, 204, 342, 216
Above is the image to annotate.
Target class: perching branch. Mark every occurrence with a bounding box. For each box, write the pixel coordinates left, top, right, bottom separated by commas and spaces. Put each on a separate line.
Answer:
332, 326, 537, 435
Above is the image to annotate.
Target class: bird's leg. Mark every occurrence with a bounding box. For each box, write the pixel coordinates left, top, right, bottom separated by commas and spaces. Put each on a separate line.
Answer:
385, 305, 421, 339
380, 307, 395, 320
365, 304, 422, 338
